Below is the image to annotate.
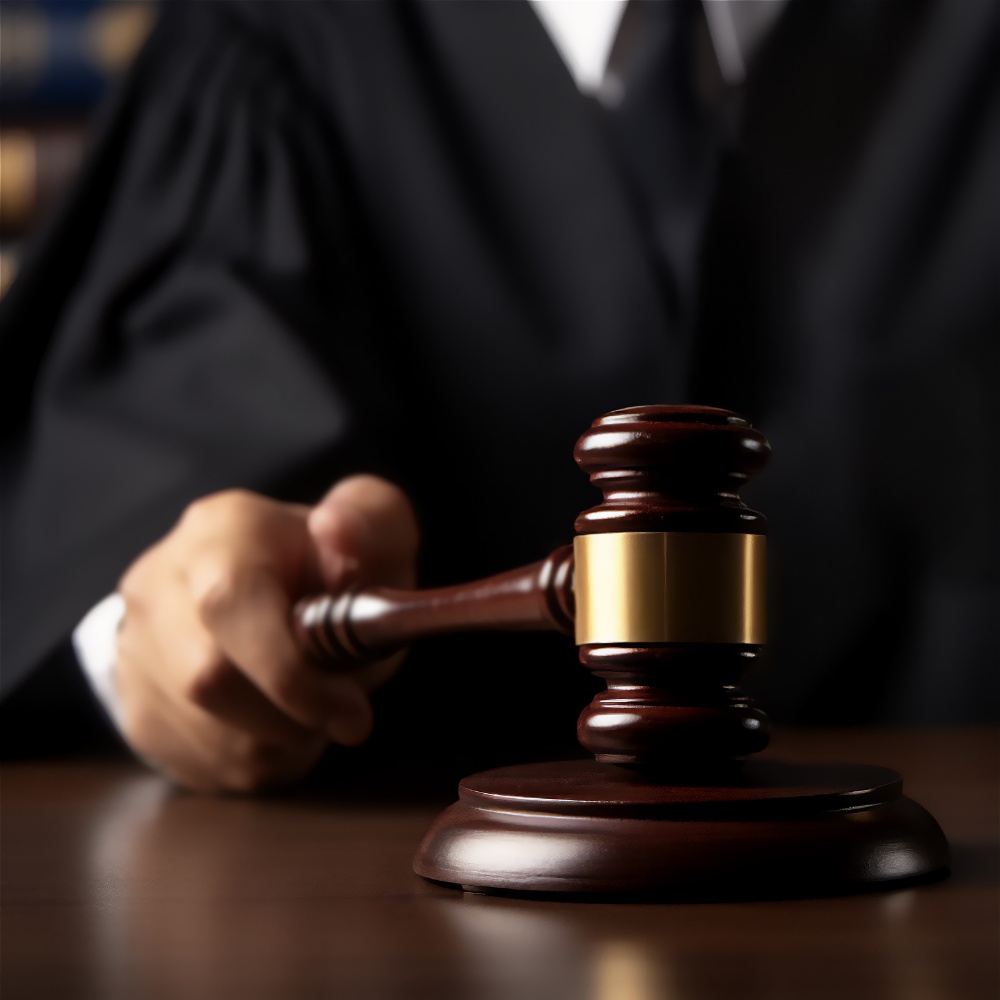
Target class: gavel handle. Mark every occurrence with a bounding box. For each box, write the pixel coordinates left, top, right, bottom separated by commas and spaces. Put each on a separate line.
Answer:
294, 545, 575, 670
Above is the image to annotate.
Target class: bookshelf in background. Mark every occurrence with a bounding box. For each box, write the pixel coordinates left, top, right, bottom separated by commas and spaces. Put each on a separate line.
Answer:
0, 0, 158, 297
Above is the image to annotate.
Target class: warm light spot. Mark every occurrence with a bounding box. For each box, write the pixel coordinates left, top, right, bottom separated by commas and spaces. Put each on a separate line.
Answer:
592, 940, 664, 1000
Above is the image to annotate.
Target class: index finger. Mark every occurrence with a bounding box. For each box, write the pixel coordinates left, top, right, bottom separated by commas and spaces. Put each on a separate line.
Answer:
189, 559, 373, 746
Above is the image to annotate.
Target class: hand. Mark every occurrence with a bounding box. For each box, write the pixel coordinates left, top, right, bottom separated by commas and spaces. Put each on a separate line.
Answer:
115, 476, 419, 793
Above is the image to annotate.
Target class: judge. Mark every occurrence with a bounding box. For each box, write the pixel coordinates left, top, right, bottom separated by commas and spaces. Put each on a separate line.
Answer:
2, 0, 996, 790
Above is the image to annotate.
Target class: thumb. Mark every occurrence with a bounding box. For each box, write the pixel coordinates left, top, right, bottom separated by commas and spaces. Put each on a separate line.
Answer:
307, 475, 419, 593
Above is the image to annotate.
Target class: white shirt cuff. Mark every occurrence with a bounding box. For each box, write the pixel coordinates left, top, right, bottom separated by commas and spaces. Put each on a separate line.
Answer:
72, 593, 127, 733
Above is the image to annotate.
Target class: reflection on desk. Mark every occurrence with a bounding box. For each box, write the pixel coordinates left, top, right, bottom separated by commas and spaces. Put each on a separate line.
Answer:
2, 729, 997, 1000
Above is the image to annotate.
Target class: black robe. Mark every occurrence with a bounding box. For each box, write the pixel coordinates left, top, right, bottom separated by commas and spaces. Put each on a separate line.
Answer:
2, 0, 997, 773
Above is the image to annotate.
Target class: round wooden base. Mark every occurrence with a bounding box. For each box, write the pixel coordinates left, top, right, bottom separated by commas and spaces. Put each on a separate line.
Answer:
413, 759, 949, 899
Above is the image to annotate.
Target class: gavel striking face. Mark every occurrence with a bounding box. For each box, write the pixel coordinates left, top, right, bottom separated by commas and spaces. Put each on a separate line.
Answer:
296, 405, 771, 771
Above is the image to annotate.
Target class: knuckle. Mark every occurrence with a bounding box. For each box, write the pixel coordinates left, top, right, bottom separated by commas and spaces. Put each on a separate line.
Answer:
222, 739, 320, 793
223, 741, 285, 793
120, 704, 158, 762
178, 495, 219, 533
267, 661, 307, 711
221, 768, 267, 795
239, 738, 280, 773
118, 549, 159, 615
182, 653, 231, 708
118, 575, 144, 618
191, 562, 243, 623
180, 490, 257, 533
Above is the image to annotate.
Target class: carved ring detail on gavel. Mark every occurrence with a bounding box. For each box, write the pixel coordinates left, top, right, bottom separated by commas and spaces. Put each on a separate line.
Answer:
294, 545, 575, 667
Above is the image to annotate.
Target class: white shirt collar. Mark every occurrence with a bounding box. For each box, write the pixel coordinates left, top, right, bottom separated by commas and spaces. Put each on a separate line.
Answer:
528, 0, 788, 92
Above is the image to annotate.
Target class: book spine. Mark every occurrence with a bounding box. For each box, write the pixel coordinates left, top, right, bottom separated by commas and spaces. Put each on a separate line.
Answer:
0, 1, 157, 112
0, 124, 87, 234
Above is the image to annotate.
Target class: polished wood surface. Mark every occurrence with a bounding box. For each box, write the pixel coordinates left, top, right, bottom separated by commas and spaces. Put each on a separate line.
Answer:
3, 729, 996, 1000
414, 758, 947, 896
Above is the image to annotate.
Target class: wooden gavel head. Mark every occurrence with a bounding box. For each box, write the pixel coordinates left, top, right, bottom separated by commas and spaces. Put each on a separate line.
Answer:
571, 404, 770, 769
297, 404, 772, 772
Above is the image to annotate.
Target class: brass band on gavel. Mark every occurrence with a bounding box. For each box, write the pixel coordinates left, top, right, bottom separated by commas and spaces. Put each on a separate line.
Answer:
573, 532, 766, 646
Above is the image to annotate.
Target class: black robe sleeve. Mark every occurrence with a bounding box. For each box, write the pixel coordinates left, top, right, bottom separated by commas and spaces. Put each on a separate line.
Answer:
1, 4, 368, 694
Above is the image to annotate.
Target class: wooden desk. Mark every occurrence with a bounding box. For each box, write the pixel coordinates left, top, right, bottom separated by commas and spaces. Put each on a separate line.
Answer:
3, 729, 997, 1000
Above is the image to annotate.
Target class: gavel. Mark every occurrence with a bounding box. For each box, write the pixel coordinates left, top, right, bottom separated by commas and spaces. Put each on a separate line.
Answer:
295, 404, 947, 898
295, 404, 771, 769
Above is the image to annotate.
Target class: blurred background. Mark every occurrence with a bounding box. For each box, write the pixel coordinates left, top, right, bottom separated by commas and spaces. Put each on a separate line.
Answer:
0, 0, 158, 296
1, 0, 996, 776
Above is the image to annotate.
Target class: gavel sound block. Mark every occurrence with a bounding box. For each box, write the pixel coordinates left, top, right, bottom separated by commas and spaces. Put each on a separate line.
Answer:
297, 406, 948, 898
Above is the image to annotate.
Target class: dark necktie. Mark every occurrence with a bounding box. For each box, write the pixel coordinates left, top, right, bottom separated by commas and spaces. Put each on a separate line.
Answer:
600, 0, 723, 333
